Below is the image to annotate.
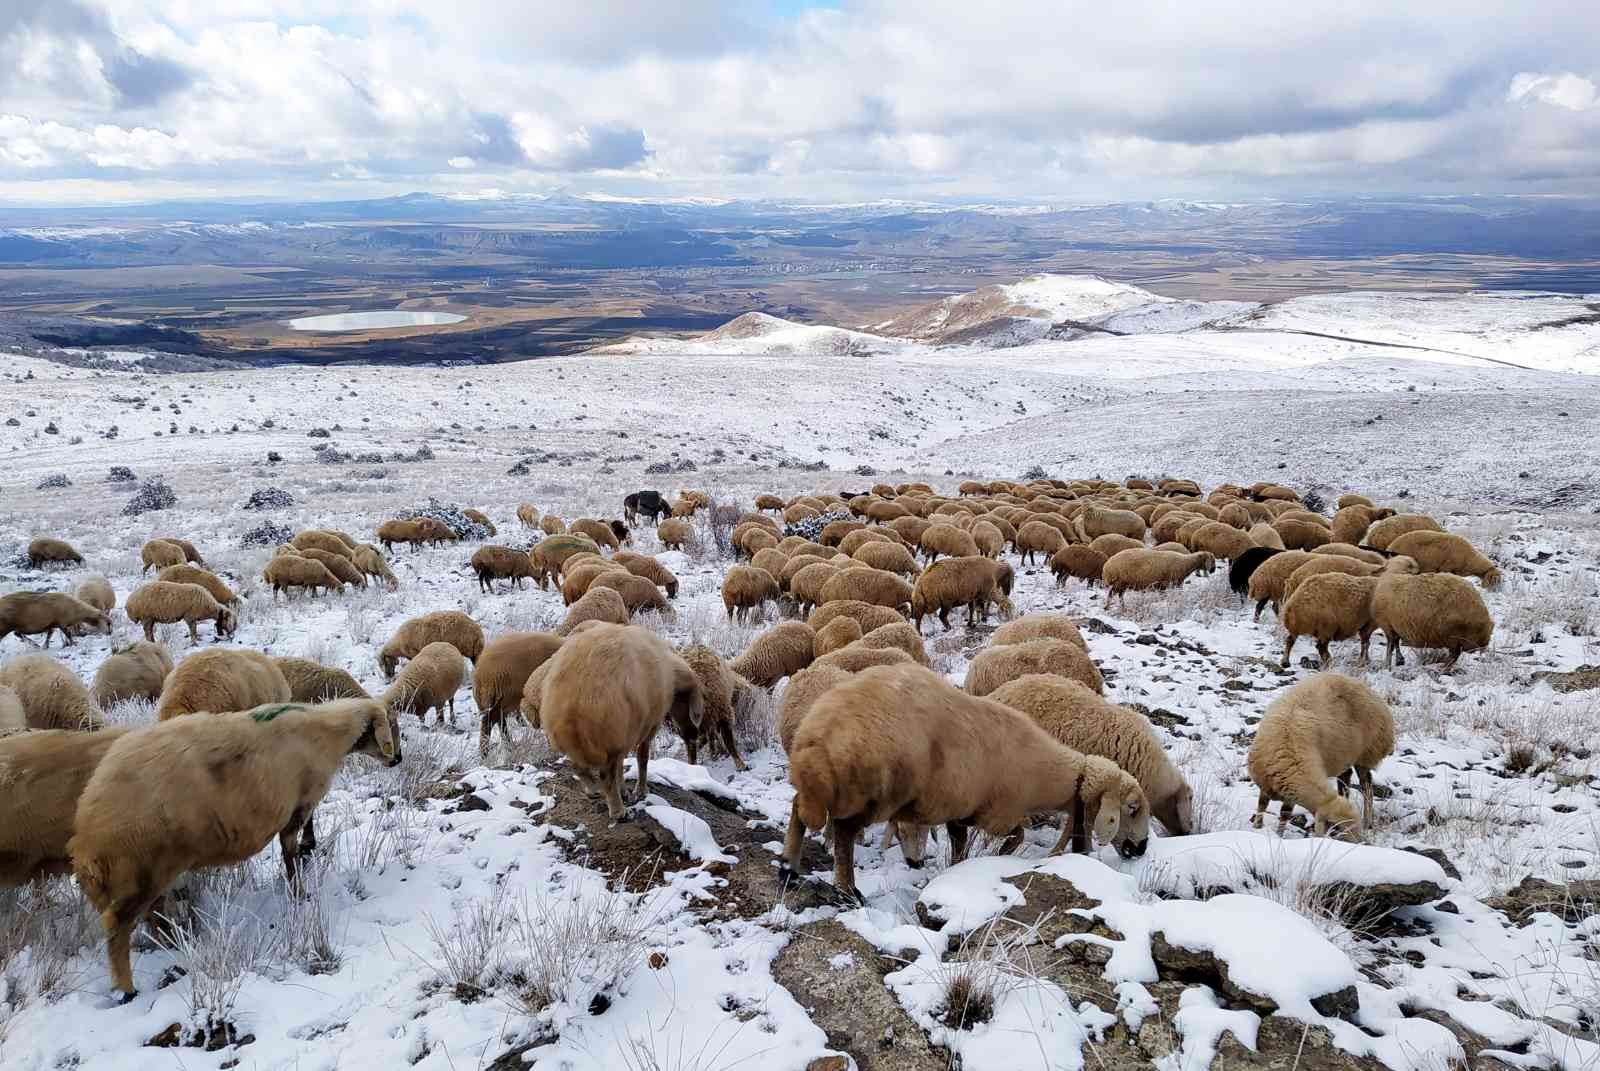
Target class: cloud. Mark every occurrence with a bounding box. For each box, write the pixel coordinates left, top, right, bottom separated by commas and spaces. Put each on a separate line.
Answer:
1508, 72, 1599, 111
1, 0, 194, 108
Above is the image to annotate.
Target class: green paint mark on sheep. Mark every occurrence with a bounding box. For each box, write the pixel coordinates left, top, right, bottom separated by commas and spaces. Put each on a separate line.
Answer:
250, 704, 303, 723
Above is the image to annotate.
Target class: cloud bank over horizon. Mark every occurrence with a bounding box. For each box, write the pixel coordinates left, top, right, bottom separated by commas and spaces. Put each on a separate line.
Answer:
1, 0, 1597, 205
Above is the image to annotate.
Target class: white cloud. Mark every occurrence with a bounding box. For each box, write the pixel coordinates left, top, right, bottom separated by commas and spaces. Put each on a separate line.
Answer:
447, 156, 474, 168
1508, 72, 1599, 111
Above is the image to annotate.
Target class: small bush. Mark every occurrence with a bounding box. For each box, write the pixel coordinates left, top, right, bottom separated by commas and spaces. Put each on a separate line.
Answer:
854, 464, 877, 476
242, 487, 295, 511
35, 473, 70, 490
107, 465, 135, 483
306, 427, 331, 439
122, 478, 176, 516
1021, 464, 1049, 480
785, 509, 852, 542
397, 499, 491, 541
240, 520, 295, 548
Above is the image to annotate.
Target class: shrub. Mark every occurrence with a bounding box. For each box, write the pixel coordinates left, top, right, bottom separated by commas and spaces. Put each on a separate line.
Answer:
122, 479, 176, 516
397, 499, 492, 541
35, 474, 70, 490
107, 465, 135, 483
306, 427, 331, 439
785, 509, 853, 542
241, 520, 295, 548
1021, 464, 1049, 480
242, 487, 295, 511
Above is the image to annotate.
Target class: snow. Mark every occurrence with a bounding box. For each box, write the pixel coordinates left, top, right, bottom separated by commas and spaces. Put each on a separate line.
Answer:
1134, 831, 1451, 899
998, 274, 1169, 323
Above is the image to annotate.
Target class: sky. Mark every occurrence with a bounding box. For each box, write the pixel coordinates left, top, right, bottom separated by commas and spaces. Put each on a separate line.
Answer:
0, 0, 1597, 205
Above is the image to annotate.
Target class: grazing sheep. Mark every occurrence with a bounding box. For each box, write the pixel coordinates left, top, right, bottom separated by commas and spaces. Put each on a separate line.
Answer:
1250, 522, 1287, 550
0, 727, 133, 887
1371, 572, 1494, 669
814, 616, 864, 657
1366, 514, 1444, 551
72, 697, 399, 996
676, 646, 750, 771
989, 675, 1192, 836
74, 575, 116, 614
777, 663, 852, 752
809, 600, 907, 638
964, 638, 1103, 696
1090, 532, 1144, 559
28, 537, 84, 568
909, 556, 1012, 632
377, 519, 428, 552
1386, 531, 1501, 588
851, 540, 920, 579
1248, 673, 1394, 839
1337, 494, 1375, 509
0, 592, 112, 648
787, 562, 841, 616
1330, 505, 1395, 546
1280, 573, 1380, 668
530, 535, 602, 588
836, 528, 891, 557
540, 624, 703, 819
0, 654, 103, 731
92, 642, 174, 707
464, 508, 497, 537
590, 572, 670, 614
1246, 550, 1314, 620
785, 664, 1150, 898
1188, 522, 1254, 562
385, 642, 466, 726
570, 518, 620, 551
379, 611, 484, 678
540, 515, 568, 535
991, 614, 1087, 651
1049, 545, 1107, 587
156, 649, 291, 720
970, 521, 1005, 558
736, 527, 780, 558
299, 548, 367, 590
920, 524, 982, 563
611, 552, 679, 598
854, 621, 929, 665
818, 568, 913, 614
1014, 521, 1067, 565
1282, 554, 1417, 605
814, 645, 913, 673
273, 658, 368, 704
562, 562, 628, 605
1101, 550, 1215, 607
1313, 542, 1387, 566
1075, 506, 1147, 542
352, 544, 400, 588
556, 587, 631, 637
517, 504, 540, 528
263, 554, 344, 599
722, 565, 780, 623
1273, 517, 1331, 551
1228, 546, 1280, 599
291, 531, 353, 559
414, 517, 459, 545
472, 545, 536, 593
754, 493, 785, 513
473, 632, 563, 754
731, 621, 816, 687
157, 565, 238, 608
125, 581, 237, 646
139, 540, 188, 575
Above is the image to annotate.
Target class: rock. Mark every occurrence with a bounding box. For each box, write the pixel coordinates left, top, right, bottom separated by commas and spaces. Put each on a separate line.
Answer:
1531, 665, 1600, 693
806, 1058, 850, 1071
1310, 985, 1359, 1020
1314, 877, 1448, 918
146, 1024, 183, 1048
1149, 933, 1358, 1020
449, 792, 491, 813
1486, 876, 1600, 924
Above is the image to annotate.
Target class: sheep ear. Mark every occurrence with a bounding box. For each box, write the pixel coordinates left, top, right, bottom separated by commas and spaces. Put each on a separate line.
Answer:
371, 705, 397, 760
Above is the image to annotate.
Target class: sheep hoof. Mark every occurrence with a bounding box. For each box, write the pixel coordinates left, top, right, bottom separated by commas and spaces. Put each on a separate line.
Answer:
115, 990, 138, 1006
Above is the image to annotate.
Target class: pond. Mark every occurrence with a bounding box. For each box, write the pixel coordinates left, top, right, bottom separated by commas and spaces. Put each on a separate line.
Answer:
286, 310, 467, 332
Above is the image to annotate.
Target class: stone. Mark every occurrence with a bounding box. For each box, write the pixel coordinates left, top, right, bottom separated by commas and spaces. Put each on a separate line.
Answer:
1486, 876, 1600, 924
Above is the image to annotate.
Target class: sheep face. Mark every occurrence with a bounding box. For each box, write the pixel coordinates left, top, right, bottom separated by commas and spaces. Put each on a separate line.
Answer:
1154, 783, 1194, 837
1313, 796, 1360, 840
893, 822, 929, 868
216, 606, 238, 638
349, 700, 403, 766
69, 612, 113, 639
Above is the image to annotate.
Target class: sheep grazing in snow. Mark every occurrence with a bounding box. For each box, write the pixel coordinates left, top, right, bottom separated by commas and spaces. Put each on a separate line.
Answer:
909, 556, 1012, 632
74, 575, 116, 614
1100, 550, 1215, 607
379, 610, 485, 678
1248, 672, 1394, 840
1050, 545, 1107, 587
851, 540, 920, 578
784, 664, 1150, 899
992, 613, 1087, 651
854, 621, 930, 665
517, 503, 540, 528
384, 641, 466, 726
263, 554, 344, 598
722, 565, 780, 623
1365, 513, 1443, 551
27, 537, 84, 568
156, 564, 238, 608
472, 545, 536, 592
814, 617, 864, 657
125, 581, 236, 645
1330, 504, 1395, 546
809, 599, 907, 638
71, 697, 400, 997
473, 631, 563, 755
777, 663, 852, 754
538, 624, 703, 820
590, 571, 670, 615
464, 508, 497, 536
1272, 517, 1331, 551
964, 638, 1103, 697
273, 657, 369, 704
787, 562, 841, 616
813, 644, 912, 674
0, 592, 112, 648
1246, 550, 1314, 620
530, 534, 602, 586
0, 654, 103, 731
156, 648, 292, 720
989, 674, 1191, 838
730, 621, 816, 687
1013, 521, 1066, 565
561, 562, 625, 605
1279, 573, 1380, 669
92, 641, 174, 707
818, 568, 914, 615
1075, 505, 1147, 543
291, 531, 353, 559
570, 518, 620, 550
377, 519, 429, 552
657, 517, 693, 550
1385, 531, 1501, 588
1312, 542, 1388, 566
556, 586, 631, 637
1249, 522, 1286, 550
1371, 571, 1494, 669
1282, 553, 1418, 605
299, 547, 367, 589
0, 727, 133, 887
540, 515, 567, 535
353, 544, 400, 588
677, 645, 751, 771
610, 552, 679, 598
139, 539, 187, 575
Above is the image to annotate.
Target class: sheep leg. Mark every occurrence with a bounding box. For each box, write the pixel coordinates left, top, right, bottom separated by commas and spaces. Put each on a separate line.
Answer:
717, 721, 748, 772
1251, 790, 1270, 828
830, 817, 866, 904
1254, 598, 1268, 622
781, 803, 807, 877
1276, 800, 1295, 834
299, 813, 318, 853
1357, 767, 1376, 820
1280, 632, 1296, 667
997, 827, 1025, 855
1383, 628, 1403, 667
1445, 648, 1462, 670
939, 607, 951, 631
947, 822, 971, 863
684, 734, 699, 767
1048, 809, 1076, 855
1358, 625, 1374, 663
599, 759, 628, 820
478, 712, 495, 758
1315, 639, 1331, 669
1336, 769, 1353, 798
1070, 798, 1090, 853
186, 619, 200, 646
42, 627, 54, 648
632, 736, 652, 803
447, 696, 456, 725
103, 890, 163, 999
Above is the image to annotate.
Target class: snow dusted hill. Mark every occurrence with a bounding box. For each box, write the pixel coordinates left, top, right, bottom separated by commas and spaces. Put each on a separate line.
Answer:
591, 310, 910, 357
870, 274, 1169, 346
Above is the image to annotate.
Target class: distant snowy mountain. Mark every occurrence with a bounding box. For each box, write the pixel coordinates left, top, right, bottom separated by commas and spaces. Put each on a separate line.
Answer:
591, 311, 910, 357
873, 274, 1166, 346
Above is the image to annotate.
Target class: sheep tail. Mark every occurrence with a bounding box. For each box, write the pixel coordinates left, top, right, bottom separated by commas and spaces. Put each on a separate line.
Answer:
789, 748, 833, 831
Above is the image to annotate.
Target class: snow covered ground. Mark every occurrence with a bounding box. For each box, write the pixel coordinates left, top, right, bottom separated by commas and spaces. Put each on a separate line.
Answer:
2, 275, 1599, 1070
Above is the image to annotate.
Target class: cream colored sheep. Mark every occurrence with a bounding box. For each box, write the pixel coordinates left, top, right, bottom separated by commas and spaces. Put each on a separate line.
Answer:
571, 518, 621, 550
125, 581, 236, 645
472, 545, 536, 592
992, 614, 1087, 651
839, 528, 893, 557
379, 610, 485, 678
377, 519, 428, 552
1075, 506, 1147, 543
291, 531, 353, 559
989, 674, 1192, 836
353, 544, 400, 589
540, 515, 568, 536
75, 575, 116, 613
530, 535, 603, 587
139, 539, 187, 574
590, 571, 670, 614
1337, 494, 1375, 509
384, 642, 466, 726
851, 540, 920, 578
1246, 549, 1314, 620
677, 645, 749, 771
156, 648, 291, 720
777, 663, 851, 753
1279, 573, 1379, 668
657, 517, 693, 551
464, 508, 497, 537
814, 645, 913, 673
517, 503, 540, 528
1014, 521, 1066, 564
273, 657, 369, 704
785, 664, 1150, 898
1101, 549, 1215, 606
818, 568, 913, 614
263, 554, 344, 598
299, 548, 367, 590
92, 642, 174, 707
730, 621, 816, 687
1371, 572, 1494, 669
0, 592, 112, 648
472, 631, 563, 753
1273, 517, 1330, 551
0, 727, 132, 886
1312, 543, 1387, 565
1281, 554, 1417, 605
1329, 505, 1396, 546
539, 624, 703, 819
722, 565, 780, 623
1248, 673, 1394, 839
27, 537, 83, 568
611, 553, 679, 598
920, 524, 982, 563
157, 564, 238, 608
751, 546, 791, 585
518, 659, 555, 729
1250, 522, 1286, 550
1049, 545, 1107, 587
0, 654, 103, 731
561, 561, 627, 606
71, 698, 399, 995
964, 638, 1103, 696
1386, 531, 1501, 587
814, 616, 863, 657
809, 599, 907, 637
557, 587, 631, 637
787, 562, 841, 616
1366, 514, 1443, 551
854, 621, 929, 665
909, 556, 1012, 632
1090, 532, 1145, 559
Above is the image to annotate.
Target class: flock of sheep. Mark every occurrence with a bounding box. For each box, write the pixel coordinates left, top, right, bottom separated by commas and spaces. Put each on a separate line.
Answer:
0, 474, 1501, 999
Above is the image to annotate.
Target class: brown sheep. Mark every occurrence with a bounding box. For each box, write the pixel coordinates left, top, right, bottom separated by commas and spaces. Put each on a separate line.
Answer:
731, 621, 816, 687
139, 539, 187, 575
1075, 506, 1147, 542
0, 727, 133, 886
0, 592, 112, 648
1366, 514, 1444, 551
1273, 517, 1331, 551
1386, 531, 1501, 587
157, 565, 238, 608
531, 535, 602, 587
853, 621, 930, 665
677, 645, 750, 771
819, 519, 866, 547
818, 568, 914, 614
0, 654, 101, 731
473, 632, 563, 754
1246, 549, 1314, 620
1282, 555, 1417, 605
787, 562, 841, 616
556, 587, 631, 637
517, 504, 540, 528
464, 508, 497, 537
1312, 543, 1387, 566
352, 544, 400, 589
1014, 520, 1067, 565
970, 521, 1005, 558
1101, 550, 1215, 606
384, 642, 466, 726
1190, 522, 1256, 562
27, 537, 84, 568
722, 565, 780, 623
838, 528, 893, 557
814, 616, 864, 657
570, 518, 621, 551
920, 524, 981, 563
291, 531, 353, 559
590, 571, 670, 614
126, 581, 236, 646
379, 610, 484, 678
1371, 572, 1494, 669
755, 493, 786, 513
809, 600, 907, 637
1329, 505, 1395, 546
541, 515, 568, 535
263, 555, 344, 599
539, 624, 703, 819
156, 648, 291, 720
153, 538, 206, 567
814, 645, 913, 673
414, 517, 459, 545
656, 518, 693, 551
1089, 532, 1144, 559
851, 540, 920, 578
964, 638, 1103, 696
562, 562, 629, 605
298, 548, 367, 590
1280, 573, 1380, 668
274, 658, 368, 703
992, 614, 1087, 651
472, 545, 536, 593
611, 553, 679, 598
909, 556, 1012, 632
92, 642, 174, 707
1337, 494, 1375, 509
377, 519, 428, 552
1049, 545, 1107, 587
777, 663, 852, 752
75, 575, 116, 614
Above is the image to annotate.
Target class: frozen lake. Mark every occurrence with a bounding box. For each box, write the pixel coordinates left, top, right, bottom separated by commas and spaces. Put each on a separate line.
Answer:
286, 310, 466, 332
